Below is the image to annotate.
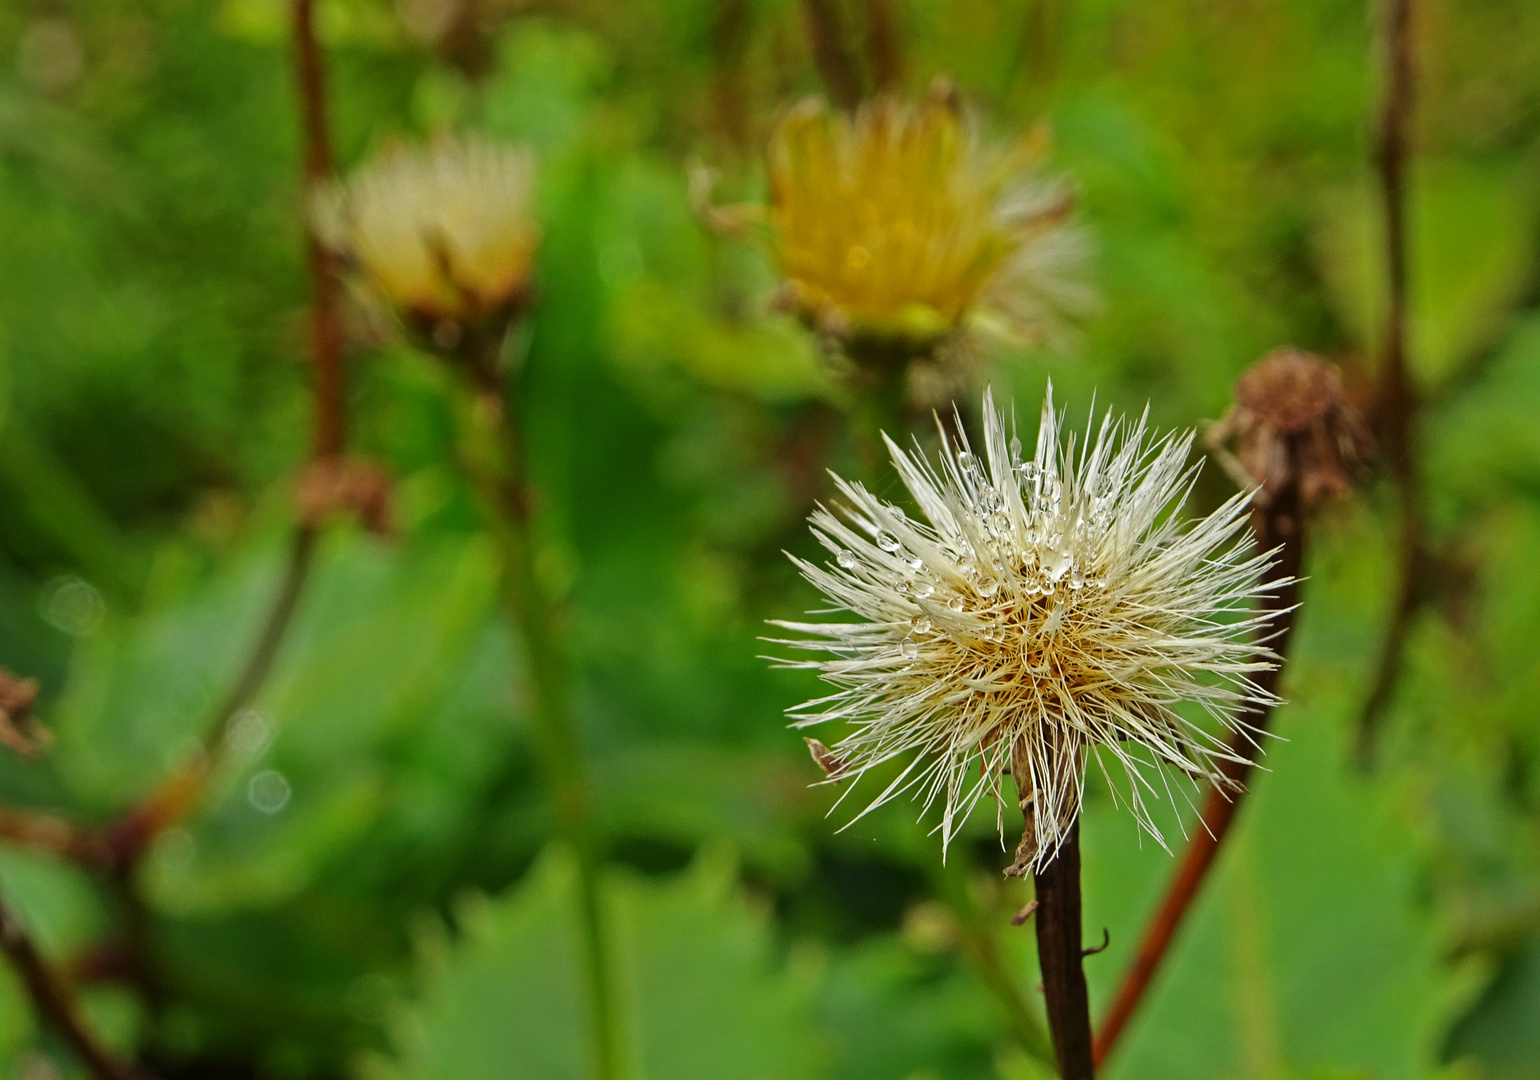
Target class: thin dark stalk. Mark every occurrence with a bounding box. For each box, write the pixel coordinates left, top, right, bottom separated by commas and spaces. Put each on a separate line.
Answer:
1001, 0, 1065, 102
293, 0, 345, 459
1093, 470, 1305, 1064
0, 806, 111, 868
802, 0, 863, 111
929, 859, 1054, 1066
97, 0, 342, 864
459, 355, 619, 1080
0, 889, 146, 1080
860, 0, 902, 93
101, 527, 318, 864
1355, 0, 1419, 768
1034, 820, 1094, 1079
708, 0, 753, 152
844, 338, 927, 472
207, 526, 319, 751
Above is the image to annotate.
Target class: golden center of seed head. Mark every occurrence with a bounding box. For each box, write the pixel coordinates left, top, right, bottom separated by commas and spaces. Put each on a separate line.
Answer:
873, 437, 1120, 723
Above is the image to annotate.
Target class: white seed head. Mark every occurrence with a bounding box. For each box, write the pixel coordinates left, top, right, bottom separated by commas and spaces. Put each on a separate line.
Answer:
313, 135, 538, 322
771, 385, 1281, 873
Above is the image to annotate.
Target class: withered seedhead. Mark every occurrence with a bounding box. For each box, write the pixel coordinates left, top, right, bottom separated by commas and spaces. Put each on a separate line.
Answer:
1209, 348, 1374, 507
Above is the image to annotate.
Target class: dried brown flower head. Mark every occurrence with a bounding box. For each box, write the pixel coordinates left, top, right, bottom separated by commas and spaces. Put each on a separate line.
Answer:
1208, 348, 1374, 507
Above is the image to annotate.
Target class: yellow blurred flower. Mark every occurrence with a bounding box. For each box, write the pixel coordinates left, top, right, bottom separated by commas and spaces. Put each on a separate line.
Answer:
315, 135, 538, 328
764, 88, 1091, 357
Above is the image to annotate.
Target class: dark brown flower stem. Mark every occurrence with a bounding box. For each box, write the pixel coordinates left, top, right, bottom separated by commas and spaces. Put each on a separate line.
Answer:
928, 859, 1054, 1066
0, 889, 146, 1080
861, 0, 903, 93
456, 345, 620, 1080
95, 0, 343, 867
1001, 0, 1065, 102
100, 527, 319, 864
293, 0, 345, 460
0, 527, 318, 871
0, 806, 112, 868
1355, 0, 1420, 768
707, 0, 753, 152
1092, 464, 1305, 1065
1034, 819, 1094, 1079
802, 0, 863, 111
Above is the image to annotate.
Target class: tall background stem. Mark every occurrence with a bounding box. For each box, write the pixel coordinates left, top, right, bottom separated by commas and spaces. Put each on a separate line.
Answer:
1094, 459, 1305, 1064
97, 0, 344, 866
293, 0, 345, 461
801, 0, 863, 111
1355, 0, 1420, 767
460, 360, 620, 1080
927, 859, 1055, 1066
0, 889, 144, 1080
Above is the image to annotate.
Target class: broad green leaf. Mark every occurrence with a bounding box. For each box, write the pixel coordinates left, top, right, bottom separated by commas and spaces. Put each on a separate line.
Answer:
1444, 938, 1540, 1080
377, 847, 821, 1080
136, 530, 502, 915
1084, 714, 1460, 1080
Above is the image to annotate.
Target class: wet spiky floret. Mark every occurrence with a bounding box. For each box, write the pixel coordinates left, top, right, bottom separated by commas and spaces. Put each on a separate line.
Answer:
772, 387, 1279, 873
314, 135, 538, 325
766, 91, 1092, 354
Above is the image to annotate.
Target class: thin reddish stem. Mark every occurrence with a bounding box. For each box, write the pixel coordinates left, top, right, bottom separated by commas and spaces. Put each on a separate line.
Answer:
0, 891, 146, 1080
92, 0, 341, 867
1093, 470, 1305, 1064
100, 526, 318, 865
802, 0, 863, 111
293, 0, 345, 459
1355, 0, 1420, 767
861, 0, 903, 93
0, 806, 112, 868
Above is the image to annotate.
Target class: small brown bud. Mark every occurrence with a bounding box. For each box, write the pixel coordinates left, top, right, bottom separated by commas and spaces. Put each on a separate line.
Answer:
296, 456, 393, 536
1209, 348, 1374, 506
0, 669, 49, 757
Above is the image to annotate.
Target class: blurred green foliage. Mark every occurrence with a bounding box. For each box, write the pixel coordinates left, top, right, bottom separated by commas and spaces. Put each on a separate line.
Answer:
0, 0, 1538, 1078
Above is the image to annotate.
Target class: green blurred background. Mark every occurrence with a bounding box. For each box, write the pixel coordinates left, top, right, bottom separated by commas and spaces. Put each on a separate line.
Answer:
0, 0, 1538, 1077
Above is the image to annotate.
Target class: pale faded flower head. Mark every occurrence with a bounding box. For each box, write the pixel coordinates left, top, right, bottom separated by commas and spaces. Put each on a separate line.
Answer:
764, 88, 1093, 358
315, 135, 538, 328
771, 387, 1279, 874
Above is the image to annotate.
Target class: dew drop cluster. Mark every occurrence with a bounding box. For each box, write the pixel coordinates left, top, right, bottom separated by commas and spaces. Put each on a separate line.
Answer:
831, 435, 1121, 664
